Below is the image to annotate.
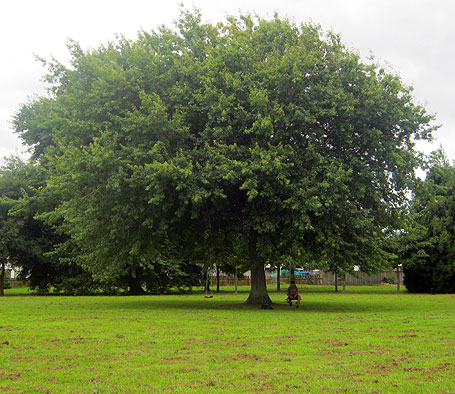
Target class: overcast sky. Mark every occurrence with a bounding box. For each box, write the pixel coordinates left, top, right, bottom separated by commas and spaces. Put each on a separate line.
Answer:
1, 0, 453, 163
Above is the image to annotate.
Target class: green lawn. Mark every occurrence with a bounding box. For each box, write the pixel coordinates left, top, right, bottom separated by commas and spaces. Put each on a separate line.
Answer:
1, 286, 454, 393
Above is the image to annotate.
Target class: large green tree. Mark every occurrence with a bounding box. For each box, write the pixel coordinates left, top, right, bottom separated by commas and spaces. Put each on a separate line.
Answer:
14, 9, 435, 302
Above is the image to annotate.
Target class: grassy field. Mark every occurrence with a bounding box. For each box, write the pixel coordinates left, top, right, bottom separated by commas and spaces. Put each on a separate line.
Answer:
1, 286, 454, 394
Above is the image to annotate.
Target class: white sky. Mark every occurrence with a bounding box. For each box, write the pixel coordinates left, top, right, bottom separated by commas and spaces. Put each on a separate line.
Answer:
1, 0, 453, 162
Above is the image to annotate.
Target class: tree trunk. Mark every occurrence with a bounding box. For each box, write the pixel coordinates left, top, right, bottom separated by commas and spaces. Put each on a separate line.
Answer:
290, 263, 295, 282
245, 230, 272, 305
205, 265, 211, 293
276, 265, 281, 292
334, 271, 338, 292
216, 264, 220, 293
0, 259, 5, 297
396, 266, 400, 294
128, 276, 146, 295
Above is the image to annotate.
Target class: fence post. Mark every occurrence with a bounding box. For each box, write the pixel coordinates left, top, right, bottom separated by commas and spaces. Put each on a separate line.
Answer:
277, 266, 281, 292
235, 266, 238, 294
0, 259, 5, 296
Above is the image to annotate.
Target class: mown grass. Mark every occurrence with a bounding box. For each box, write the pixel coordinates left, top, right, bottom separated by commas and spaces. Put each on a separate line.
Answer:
1, 285, 454, 393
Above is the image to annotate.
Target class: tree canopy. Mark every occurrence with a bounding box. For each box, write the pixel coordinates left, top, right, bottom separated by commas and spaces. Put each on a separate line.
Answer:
13, 9, 435, 301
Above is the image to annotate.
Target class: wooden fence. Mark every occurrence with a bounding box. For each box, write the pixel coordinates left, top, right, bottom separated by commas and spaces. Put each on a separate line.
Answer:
210, 270, 402, 287
318, 270, 402, 286
209, 278, 252, 286
6, 279, 29, 288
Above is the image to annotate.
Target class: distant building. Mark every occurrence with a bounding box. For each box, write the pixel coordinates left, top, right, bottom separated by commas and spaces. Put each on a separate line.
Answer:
5, 261, 20, 280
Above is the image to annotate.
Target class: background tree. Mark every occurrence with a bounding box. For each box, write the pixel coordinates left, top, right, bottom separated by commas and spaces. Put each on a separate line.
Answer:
401, 150, 455, 293
14, 9, 435, 302
0, 158, 41, 295
0, 157, 99, 295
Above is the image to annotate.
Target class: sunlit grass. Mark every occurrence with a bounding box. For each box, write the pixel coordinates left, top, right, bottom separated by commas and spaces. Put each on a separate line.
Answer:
1, 286, 454, 393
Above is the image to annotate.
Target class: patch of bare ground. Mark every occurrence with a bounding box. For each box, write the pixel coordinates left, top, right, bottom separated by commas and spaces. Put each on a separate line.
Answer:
274, 334, 300, 345
176, 367, 200, 373
136, 340, 158, 346
335, 316, 365, 322
0, 387, 21, 394
285, 383, 309, 392
369, 361, 404, 376
366, 357, 453, 378
183, 337, 217, 345
311, 339, 351, 347
233, 352, 269, 361
319, 341, 350, 355
49, 335, 103, 345
233, 342, 255, 348
332, 388, 361, 393
42, 317, 71, 321
367, 345, 392, 353
159, 356, 190, 364
320, 349, 337, 355
249, 380, 277, 392
277, 351, 295, 362
243, 371, 270, 379
46, 365, 72, 371
403, 362, 454, 374
5, 372, 21, 380
331, 341, 350, 347
118, 317, 140, 322
30, 387, 53, 394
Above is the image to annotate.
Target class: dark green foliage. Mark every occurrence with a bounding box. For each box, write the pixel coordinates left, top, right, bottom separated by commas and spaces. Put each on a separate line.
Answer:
140, 261, 204, 294
402, 151, 455, 293
0, 158, 52, 293
0, 158, 100, 295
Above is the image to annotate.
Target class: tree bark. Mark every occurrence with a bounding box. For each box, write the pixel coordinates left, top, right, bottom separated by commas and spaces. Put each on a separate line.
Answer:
276, 265, 281, 292
245, 230, 272, 305
128, 276, 146, 295
396, 266, 400, 294
1, 259, 6, 296
334, 271, 338, 292
290, 263, 295, 282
